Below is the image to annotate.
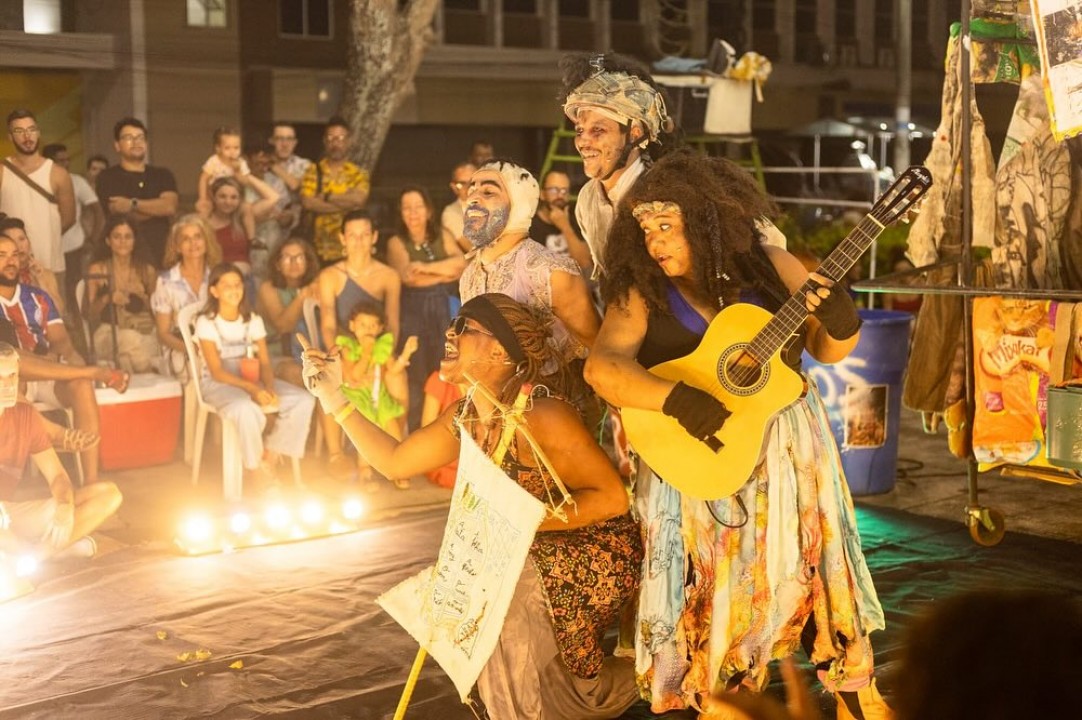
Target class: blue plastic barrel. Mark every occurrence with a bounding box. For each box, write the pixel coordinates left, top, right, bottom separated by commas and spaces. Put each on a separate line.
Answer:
803, 309, 912, 495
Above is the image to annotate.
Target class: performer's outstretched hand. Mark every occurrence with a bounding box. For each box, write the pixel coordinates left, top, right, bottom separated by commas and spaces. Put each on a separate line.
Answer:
297, 333, 349, 415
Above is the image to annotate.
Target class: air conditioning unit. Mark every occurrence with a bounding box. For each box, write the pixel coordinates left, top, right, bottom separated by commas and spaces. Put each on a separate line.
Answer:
877, 47, 896, 69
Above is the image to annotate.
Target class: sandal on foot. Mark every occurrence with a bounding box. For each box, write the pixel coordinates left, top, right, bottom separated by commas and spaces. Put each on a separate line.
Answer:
55, 427, 101, 453
391, 477, 411, 490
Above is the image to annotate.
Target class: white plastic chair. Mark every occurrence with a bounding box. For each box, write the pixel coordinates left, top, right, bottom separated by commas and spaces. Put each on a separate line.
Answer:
177, 302, 302, 501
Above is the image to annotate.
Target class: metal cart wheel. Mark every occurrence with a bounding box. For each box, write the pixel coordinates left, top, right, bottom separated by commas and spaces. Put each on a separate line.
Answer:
966, 506, 1006, 547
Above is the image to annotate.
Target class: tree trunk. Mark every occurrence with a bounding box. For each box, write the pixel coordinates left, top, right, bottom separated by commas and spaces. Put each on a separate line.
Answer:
342, 0, 439, 171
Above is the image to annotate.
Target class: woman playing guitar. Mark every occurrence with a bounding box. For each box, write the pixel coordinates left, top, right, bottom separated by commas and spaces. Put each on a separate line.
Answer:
584, 149, 891, 719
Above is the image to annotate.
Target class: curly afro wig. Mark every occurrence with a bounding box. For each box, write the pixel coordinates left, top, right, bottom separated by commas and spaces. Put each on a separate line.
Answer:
602, 149, 786, 314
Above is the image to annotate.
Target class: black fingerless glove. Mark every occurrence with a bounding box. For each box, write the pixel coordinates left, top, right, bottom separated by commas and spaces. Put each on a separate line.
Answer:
662, 381, 731, 441
811, 282, 862, 340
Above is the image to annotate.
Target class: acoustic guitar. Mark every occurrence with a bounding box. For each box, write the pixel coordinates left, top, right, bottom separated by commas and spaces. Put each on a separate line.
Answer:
622, 166, 933, 500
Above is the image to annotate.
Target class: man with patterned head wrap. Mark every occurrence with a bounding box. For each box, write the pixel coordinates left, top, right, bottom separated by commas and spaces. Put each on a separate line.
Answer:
560, 52, 677, 278
560, 52, 785, 280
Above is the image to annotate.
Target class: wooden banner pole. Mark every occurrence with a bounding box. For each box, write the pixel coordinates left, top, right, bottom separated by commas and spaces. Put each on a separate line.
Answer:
393, 647, 428, 720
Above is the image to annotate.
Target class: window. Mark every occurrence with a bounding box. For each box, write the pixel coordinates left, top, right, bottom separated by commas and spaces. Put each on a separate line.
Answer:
752, 1, 774, 31
186, 0, 228, 28
23, 0, 61, 34
444, 0, 481, 10
558, 0, 590, 18
836, 0, 856, 39
611, 0, 640, 22
874, 0, 892, 42
504, 0, 536, 13
279, 0, 332, 38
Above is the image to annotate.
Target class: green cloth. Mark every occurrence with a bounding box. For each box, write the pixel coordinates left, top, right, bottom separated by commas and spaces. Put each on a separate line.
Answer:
335, 333, 405, 426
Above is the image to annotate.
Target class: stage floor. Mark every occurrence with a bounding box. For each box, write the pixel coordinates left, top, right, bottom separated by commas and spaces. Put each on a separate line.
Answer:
3, 502, 1082, 719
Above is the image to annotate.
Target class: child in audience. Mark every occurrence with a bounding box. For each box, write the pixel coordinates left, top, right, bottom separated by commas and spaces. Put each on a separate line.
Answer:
335, 299, 416, 490
196, 126, 268, 241
194, 262, 314, 490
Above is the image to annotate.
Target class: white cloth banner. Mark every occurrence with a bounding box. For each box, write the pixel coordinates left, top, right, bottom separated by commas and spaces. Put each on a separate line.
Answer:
376, 431, 545, 701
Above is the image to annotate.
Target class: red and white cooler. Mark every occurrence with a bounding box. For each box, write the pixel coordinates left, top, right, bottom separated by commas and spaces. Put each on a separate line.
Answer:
95, 373, 183, 471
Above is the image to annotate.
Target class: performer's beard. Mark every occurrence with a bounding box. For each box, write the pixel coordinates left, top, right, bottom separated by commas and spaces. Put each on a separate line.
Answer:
463, 207, 509, 249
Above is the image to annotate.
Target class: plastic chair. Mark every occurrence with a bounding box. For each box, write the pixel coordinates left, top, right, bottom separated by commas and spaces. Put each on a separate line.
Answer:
177, 302, 302, 501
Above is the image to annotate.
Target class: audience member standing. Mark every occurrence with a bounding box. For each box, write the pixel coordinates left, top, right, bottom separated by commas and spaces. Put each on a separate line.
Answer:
468, 139, 495, 168
42, 143, 104, 299
386, 186, 465, 430
529, 169, 592, 274
95, 117, 179, 268
440, 161, 474, 252
267, 122, 311, 212
299, 117, 368, 266
0, 110, 76, 284
85, 155, 109, 192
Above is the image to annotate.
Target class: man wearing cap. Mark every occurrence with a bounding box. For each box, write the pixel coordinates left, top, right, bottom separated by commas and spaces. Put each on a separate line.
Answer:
560, 52, 784, 278
459, 159, 599, 363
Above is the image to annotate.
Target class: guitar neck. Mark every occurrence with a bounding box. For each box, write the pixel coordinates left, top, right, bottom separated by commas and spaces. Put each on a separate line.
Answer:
748, 215, 886, 361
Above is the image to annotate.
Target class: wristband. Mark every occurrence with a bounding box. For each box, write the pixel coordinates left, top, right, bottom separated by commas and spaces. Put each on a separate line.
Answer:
333, 402, 356, 424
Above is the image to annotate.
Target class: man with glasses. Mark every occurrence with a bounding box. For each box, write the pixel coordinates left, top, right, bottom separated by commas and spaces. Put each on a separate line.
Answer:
299, 117, 369, 266
0, 109, 76, 284
440, 161, 475, 252
529, 169, 592, 274
267, 122, 311, 211
94, 117, 179, 268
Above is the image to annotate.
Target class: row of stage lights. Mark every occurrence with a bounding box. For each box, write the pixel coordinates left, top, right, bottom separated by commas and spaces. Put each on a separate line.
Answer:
1, 493, 368, 604
175, 493, 368, 555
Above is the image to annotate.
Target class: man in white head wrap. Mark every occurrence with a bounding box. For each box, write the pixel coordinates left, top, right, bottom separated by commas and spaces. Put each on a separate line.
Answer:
459, 159, 600, 367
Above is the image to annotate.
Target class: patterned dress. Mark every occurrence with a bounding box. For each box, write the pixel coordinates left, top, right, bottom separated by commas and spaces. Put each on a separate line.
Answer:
633, 287, 885, 712
457, 399, 644, 719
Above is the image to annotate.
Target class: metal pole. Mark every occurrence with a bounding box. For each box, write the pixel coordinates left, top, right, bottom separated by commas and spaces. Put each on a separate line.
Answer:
958, 1, 980, 508
894, 0, 912, 171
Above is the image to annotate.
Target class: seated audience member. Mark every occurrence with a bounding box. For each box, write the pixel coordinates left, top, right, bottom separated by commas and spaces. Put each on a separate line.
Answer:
0, 216, 65, 314
420, 369, 462, 489
892, 588, 1082, 720
317, 210, 400, 476
85, 216, 160, 372
0, 233, 126, 486
0, 313, 108, 453
151, 214, 222, 381
195, 263, 314, 489
301, 293, 642, 719
0, 342, 122, 561
257, 236, 320, 387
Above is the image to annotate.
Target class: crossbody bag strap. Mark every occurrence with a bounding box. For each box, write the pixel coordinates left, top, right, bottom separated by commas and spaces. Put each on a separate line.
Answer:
2, 159, 57, 204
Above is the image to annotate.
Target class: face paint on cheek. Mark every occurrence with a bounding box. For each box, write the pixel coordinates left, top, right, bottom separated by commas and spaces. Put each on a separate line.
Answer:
463, 206, 510, 248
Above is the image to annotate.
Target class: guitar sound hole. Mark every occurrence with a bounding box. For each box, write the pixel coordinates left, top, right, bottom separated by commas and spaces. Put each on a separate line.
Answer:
717, 345, 768, 397
727, 358, 761, 388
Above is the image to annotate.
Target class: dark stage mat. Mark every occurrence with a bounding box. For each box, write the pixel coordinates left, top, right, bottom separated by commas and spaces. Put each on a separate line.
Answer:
2, 505, 1081, 719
